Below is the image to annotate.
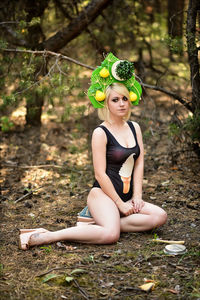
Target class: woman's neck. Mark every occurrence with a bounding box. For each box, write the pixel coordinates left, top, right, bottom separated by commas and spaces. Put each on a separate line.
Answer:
106, 116, 126, 127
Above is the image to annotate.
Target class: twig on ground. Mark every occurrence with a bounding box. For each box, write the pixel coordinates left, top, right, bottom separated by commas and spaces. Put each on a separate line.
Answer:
15, 186, 44, 203
151, 239, 185, 244
73, 279, 90, 300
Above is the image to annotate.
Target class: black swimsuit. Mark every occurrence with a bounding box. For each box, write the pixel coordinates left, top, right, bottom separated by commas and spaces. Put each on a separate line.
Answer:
93, 121, 140, 202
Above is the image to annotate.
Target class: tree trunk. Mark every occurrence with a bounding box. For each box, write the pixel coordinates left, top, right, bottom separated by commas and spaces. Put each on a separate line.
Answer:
26, 91, 44, 126
186, 0, 200, 112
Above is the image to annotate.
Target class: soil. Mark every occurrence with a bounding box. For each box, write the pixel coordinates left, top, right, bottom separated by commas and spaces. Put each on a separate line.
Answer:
0, 91, 200, 300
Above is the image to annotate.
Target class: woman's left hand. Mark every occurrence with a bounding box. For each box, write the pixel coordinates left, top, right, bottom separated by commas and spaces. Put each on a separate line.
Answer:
132, 198, 144, 213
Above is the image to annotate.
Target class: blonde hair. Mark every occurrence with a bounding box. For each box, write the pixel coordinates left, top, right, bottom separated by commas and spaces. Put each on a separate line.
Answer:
98, 83, 131, 121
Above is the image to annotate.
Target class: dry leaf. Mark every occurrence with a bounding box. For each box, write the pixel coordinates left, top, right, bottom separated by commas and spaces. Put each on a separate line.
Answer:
139, 282, 155, 292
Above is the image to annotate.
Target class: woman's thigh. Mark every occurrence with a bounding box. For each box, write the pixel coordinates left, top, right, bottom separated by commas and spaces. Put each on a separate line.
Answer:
140, 201, 166, 216
127, 200, 166, 216
87, 188, 120, 229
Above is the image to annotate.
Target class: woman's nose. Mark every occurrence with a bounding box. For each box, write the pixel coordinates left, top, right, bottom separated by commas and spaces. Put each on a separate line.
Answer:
119, 99, 124, 105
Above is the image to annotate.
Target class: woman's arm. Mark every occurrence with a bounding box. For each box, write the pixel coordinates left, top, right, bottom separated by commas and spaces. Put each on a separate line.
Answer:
131, 122, 145, 213
92, 127, 134, 216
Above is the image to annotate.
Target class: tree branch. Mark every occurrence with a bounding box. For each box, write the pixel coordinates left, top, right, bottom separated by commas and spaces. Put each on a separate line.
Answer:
1, 48, 192, 111
40, 0, 112, 52
142, 83, 192, 112
2, 48, 94, 70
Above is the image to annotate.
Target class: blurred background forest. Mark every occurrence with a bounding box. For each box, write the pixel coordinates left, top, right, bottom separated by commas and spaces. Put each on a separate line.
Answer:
0, 0, 199, 151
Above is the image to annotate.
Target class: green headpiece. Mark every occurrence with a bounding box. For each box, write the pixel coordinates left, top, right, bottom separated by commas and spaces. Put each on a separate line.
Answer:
88, 52, 142, 108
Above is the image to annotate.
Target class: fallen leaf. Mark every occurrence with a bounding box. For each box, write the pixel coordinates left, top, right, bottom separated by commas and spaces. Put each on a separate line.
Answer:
42, 273, 59, 283
65, 276, 74, 283
70, 268, 87, 275
139, 282, 155, 292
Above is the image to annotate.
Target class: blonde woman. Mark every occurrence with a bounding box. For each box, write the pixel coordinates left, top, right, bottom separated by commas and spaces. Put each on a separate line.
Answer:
19, 54, 167, 250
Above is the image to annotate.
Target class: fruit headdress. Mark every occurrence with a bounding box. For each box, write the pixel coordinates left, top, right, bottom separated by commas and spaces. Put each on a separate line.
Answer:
88, 52, 142, 108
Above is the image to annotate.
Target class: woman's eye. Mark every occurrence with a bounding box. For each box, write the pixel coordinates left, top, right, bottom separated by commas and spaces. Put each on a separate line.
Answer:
123, 96, 128, 101
112, 98, 118, 102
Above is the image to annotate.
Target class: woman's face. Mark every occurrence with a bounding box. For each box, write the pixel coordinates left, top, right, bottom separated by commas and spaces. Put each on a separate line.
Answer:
107, 89, 130, 118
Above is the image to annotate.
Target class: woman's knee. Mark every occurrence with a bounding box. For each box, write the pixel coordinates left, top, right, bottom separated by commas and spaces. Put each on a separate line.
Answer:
100, 228, 120, 244
153, 209, 167, 228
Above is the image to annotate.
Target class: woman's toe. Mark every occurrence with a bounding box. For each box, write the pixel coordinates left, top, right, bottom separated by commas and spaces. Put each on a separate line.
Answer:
19, 232, 34, 250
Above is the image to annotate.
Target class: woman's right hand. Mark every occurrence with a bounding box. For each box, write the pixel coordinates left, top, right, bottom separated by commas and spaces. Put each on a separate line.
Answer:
116, 200, 134, 216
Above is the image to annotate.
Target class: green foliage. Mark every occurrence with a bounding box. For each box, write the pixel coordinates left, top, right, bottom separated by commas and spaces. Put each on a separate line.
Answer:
0, 39, 8, 49
42, 274, 60, 283
61, 103, 72, 122
29, 17, 41, 27
40, 245, 52, 253
162, 35, 184, 55
61, 104, 87, 122
168, 123, 180, 138
169, 111, 200, 144
1, 95, 16, 108
0, 116, 14, 132
184, 111, 200, 142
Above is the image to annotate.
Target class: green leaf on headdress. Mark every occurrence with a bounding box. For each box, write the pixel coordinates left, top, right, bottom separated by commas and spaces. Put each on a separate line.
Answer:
88, 83, 102, 94
88, 83, 105, 108
125, 77, 142, 106
91, 66, 113, 89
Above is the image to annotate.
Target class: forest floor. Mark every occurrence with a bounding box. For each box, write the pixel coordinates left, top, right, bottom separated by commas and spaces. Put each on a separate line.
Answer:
0, 90, 200, 300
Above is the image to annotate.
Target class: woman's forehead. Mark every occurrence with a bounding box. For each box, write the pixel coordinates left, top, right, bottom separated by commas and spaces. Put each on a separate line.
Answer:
109, 90, 125, 98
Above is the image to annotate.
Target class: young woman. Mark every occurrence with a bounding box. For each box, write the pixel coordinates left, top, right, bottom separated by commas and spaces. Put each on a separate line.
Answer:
19, 82, 167, 250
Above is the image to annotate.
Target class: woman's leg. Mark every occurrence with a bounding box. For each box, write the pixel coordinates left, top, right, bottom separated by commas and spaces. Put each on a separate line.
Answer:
120, 201, 167, 232
21, 188, 121, 249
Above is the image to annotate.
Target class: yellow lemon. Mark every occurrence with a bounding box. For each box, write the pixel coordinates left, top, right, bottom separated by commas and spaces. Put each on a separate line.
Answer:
99, 68, 109, 78
129, 91, 137, 102
95, 90, 105, 101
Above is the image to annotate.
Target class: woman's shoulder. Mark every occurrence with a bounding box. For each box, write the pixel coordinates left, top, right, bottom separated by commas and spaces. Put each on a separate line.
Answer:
92, 123, 107, 138
129, 121, 141, 131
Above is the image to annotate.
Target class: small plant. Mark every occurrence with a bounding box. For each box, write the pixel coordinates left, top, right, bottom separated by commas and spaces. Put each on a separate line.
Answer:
40, 245, 52, 253
184, 111, 200, 142
0, 116, 14, 132
168, 123, 180, 138
61, 103, 72, 122
153, 233, 159, 240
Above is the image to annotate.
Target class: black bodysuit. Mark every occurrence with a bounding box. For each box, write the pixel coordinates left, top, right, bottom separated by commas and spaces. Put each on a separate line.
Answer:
93, 121, 140, 202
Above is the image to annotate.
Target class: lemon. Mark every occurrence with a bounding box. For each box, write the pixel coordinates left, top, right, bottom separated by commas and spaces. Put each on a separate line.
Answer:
95, 90, 105, 101
99, 68, 109, 78
129, 91, 137, 102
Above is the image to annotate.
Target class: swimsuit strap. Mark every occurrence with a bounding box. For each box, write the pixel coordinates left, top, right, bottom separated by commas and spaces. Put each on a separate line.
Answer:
98, 125, 115, 144
127, 121, 138, 145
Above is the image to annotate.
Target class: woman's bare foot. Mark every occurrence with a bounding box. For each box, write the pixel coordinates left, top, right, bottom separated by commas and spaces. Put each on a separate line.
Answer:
19, 228, 49, 250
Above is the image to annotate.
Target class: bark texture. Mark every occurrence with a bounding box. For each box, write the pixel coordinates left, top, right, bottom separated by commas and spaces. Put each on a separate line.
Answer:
186, 0, 200, 112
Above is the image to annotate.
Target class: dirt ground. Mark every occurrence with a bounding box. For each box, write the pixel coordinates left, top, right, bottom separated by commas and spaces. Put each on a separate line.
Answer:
0, 91, 200, 300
